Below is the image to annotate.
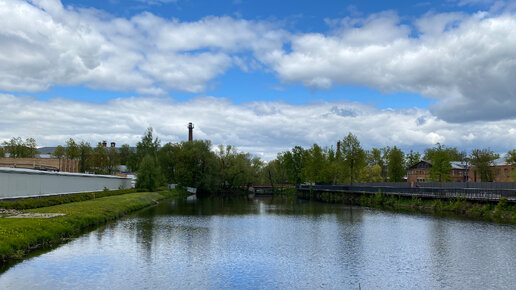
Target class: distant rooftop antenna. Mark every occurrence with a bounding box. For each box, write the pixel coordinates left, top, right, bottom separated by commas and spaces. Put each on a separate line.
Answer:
188, 122, 194, 141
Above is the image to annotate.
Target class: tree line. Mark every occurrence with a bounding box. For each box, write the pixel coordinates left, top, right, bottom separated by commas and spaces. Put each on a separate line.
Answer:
2, 131, 515, 193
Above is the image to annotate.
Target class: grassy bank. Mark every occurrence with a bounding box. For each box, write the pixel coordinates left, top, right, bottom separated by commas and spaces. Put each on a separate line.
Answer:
298, 191, 516, 224
0, 190, 184, 262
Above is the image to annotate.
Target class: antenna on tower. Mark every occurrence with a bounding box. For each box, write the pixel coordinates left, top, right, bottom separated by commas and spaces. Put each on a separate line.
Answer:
187, 122, 194, 141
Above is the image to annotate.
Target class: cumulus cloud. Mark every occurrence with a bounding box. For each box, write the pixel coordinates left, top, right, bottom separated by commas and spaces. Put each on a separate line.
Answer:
0, 0, 285, 93
269, 9, 516, 122
1, 94, 515, 160
1, 0, 516, 124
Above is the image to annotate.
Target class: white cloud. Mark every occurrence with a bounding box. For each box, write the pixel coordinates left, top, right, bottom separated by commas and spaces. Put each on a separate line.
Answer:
1, 94, 514, 160
1, 0, 516, 123
268, 9, 516, 122
0, 0, 285, 93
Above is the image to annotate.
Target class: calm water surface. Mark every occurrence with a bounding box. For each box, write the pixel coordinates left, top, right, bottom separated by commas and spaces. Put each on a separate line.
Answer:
1, 197, 515, 289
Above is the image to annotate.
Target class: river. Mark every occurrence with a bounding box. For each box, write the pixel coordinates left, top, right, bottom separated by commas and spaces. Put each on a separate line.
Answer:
1, 197, 515, 289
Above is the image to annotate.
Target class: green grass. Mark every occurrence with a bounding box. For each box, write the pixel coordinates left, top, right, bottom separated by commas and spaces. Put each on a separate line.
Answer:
0, 189, 185, 262
0, 188, 139, 210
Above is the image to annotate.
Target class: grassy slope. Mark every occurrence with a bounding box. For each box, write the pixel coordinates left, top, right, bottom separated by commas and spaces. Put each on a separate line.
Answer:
0, 191, 181, 261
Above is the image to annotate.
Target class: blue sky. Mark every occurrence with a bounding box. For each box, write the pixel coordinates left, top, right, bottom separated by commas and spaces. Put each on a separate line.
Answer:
1, 0, 515, 158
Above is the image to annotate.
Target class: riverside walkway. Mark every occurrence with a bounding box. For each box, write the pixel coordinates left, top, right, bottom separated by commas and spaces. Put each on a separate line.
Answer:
297, 182, 516, 203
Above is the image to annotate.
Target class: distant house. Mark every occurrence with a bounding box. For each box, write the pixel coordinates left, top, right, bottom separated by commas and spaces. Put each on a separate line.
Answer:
469, 158, 513, 182
407, 160, 468, 183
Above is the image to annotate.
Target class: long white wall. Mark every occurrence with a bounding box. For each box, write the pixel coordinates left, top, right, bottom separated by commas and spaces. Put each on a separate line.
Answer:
0, 168, 132, 199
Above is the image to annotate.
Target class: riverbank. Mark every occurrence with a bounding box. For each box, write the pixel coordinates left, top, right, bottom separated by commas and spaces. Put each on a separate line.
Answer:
297, 191, 516, 224
0, 190, 185, 263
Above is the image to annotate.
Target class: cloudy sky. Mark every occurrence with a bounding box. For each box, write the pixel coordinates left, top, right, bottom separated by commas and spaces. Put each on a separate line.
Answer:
1, 0, 515, 159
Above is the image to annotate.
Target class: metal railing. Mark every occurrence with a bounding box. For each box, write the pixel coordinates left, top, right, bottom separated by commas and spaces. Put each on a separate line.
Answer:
297, 183, 516, 202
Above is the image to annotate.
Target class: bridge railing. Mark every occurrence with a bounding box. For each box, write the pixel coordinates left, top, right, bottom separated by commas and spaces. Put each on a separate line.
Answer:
297, 184, 516, 201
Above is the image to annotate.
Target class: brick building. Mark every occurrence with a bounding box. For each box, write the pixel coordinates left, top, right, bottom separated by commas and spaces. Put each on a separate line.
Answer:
0, 157, 79, 173
407, 160, 468, 183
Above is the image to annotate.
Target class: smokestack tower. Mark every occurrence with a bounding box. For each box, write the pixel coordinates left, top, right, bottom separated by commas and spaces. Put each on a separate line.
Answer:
188, 122, 194, 141
337, 141, 341, 153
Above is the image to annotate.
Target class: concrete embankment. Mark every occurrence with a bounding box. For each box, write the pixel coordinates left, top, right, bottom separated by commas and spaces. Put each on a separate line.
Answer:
0, 190, 183, 263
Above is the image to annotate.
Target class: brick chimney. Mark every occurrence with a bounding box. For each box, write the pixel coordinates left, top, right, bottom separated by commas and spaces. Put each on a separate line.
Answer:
110, 142, 116, 148
102, 140, 107, 147
188, 122, 194, 142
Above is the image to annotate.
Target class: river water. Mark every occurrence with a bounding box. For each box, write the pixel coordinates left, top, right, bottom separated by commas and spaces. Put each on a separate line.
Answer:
1, 197, 515, 289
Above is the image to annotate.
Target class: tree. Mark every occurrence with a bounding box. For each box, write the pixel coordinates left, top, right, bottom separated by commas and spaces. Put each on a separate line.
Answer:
341, 133, 366, 185
470, 148, 499, 182
53, 145, 66, 158
388, 146, 405, 182
0, 146, 4, 158
359, 164, 383, 182
425, 146, 465, 161
136, 154, 162, 192
280, 146, 306, 185
78, 141, 92, 173
405, 150, 421, 170
119, 144, 132, 165
427, 143, 452, 183
507, 149, 516, 182
90, 142, 108, 174
65, 138, 80, 160
2, 137, 38, 158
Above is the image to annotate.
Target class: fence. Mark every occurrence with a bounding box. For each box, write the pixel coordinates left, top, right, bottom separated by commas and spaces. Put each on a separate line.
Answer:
297, 182, 516, 202
0, 167, 132, 199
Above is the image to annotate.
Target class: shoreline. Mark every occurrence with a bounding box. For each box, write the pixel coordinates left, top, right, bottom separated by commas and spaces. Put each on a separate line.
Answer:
297, 190, 516, 224
0, 190, 185, 264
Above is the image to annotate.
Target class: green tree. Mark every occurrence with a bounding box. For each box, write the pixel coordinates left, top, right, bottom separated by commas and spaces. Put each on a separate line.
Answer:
359, 164, 383, 182
90, 142, 108, 174
302, 144, 331, 183
65, 138, 80, 160
388, 146, 405, 182
119, 144, 132, 165
0, 146, 4, 158
136, 154, 162, 192
470, 148, 499, 182
425, 146, 465, 161
506, 149, 516, 182
280, 146, 306, 184
53, 145, 66, 158
428, 143, 452, 183
341, 133, 366, 185
405, 150, 421, 170
2, 137, 38, 158
78, 141, 92, 173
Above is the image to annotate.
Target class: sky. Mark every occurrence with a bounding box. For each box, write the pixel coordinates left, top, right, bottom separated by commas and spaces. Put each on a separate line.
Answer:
1, 0, 516, 160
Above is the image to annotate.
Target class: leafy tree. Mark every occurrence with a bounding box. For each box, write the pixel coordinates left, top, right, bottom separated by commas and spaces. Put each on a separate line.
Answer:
425, 146, 465, 161
78, 141, 92, 173
90, 142, 108, 174
65, 138, 80, 160
388, 146, 405, 182
506, 149, 516, 165
280, 146, 306, 184
367, 147, 390, 181
137, 128, 160, 158
405, 150, 421, 170
302, 144, 331, 183
428, 143, 452, 183
359, 164, 383, 182
53, 145, 66, 158
341, 133, 366, 184
136, 154, 162, 192
0, 146, 4, 158
119, 144, 132, 165
2, 137, 38, 158
470, 148, 499, 182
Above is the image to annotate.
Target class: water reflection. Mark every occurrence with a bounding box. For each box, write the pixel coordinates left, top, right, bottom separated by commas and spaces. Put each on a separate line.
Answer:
0, 197, 515, 289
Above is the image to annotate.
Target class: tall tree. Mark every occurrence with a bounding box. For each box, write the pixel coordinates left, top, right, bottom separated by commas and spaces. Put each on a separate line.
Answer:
470, 148, 499, 182
341, 133, 366, 185
136, 154, 162, 192
280, 146, 306, 185
427, 143, 452, 183
425, 146, 465, 161
53, 145, 66, 158
506, 149, 516, 165
388, 146, 405, 182
78, 141, 92, 173
65, 138, 80, 160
